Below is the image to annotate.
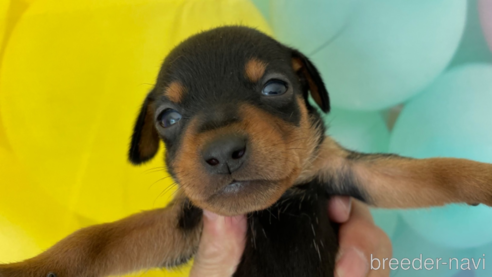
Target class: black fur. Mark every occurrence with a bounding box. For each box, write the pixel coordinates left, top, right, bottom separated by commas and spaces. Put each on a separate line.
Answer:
325, 169, 369, 204
130, 26, 325, 168
177, 180, 338, 277
178, 199, 203, 231
235, 180, 338, 277
346, 151, 404, 161
130, 26, 345, 276
128, 92, 159, 164
292, 50, 331, 113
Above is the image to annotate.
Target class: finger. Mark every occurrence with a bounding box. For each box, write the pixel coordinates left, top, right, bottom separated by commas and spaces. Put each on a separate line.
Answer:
189, 210, 247, 277
349, 198, 374, 223
335, 200, 392, 277
328, 196, 352, 223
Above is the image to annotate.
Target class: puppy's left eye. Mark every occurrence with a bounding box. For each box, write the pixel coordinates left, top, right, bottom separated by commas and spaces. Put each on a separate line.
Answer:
262, 79, 288, 96
157, 109, 182, 128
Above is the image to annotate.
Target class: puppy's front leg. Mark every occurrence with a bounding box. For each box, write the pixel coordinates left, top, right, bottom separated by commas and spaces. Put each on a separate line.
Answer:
303, 137, 492, 208
0, 195, 202, 277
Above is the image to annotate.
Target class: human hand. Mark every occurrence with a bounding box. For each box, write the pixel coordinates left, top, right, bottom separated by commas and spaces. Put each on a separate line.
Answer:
189, 210, 247, 277
328, 197, 392, 277
190, 198, 392, 277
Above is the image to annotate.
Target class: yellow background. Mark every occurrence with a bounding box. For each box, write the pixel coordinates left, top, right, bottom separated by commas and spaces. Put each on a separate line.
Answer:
0, 0, 270, 276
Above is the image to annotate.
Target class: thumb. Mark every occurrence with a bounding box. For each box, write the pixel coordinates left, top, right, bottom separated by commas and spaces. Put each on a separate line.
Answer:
190, 210, 247, 277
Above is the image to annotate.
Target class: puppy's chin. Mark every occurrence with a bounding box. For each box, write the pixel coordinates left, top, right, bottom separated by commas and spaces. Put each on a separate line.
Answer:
191, 178, 295, 216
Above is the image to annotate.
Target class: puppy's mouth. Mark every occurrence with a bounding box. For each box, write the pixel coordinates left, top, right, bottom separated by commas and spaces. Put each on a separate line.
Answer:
196, 177, 292, 216
216, 179, 267, 196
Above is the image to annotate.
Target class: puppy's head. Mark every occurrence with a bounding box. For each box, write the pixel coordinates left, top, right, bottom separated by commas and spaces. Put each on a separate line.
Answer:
129, 26, 330, 215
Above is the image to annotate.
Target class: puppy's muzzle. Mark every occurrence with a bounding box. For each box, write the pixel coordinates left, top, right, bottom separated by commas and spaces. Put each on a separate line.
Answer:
202, 134, 248, 175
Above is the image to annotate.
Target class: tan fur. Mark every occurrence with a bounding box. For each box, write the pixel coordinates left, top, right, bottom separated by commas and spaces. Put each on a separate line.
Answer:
291, 58, 302, 72
299, 136, 492, 208
296, 137, 347, 185
292, 57, 323, 109
6, 41, 492, 277
245, 58, 267, 83
0, 193, 201, 277
0, 96, 323, 276
5, 91, 492, 277
354, 157, 492, 208
164, 81, 186, 103
173, 98, 320, 215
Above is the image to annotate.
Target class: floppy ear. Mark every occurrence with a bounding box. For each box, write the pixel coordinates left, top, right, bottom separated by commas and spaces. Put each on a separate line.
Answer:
129, 92, 160, 164
291, 50, 330, 113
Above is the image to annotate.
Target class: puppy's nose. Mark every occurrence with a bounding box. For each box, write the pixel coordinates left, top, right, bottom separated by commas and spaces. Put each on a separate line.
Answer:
202, 135, 247, 174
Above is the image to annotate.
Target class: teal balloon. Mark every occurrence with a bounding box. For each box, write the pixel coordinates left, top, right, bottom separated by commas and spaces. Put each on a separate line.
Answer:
391, 226, 474, 277
448, 0, 492, 67
270, 0, 358, 54
324, 108, 389, 153
251, 0, 270, 22
370, 208, 399, 238
471, 241, 492, 276
323, 108, 400, 238
390, 64, 492, 248
308, 0, 466, 111
453, 271, 475, 277
480, 0, 492, 52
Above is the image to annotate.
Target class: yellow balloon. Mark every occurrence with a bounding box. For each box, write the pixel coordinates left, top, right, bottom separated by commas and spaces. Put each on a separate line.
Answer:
0, 214, 41, 262
0, 1, 8, 49
0, 0, 270, 275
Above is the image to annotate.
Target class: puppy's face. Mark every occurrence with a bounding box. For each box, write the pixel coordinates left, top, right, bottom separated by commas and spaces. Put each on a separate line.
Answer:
130, 27, 330, 215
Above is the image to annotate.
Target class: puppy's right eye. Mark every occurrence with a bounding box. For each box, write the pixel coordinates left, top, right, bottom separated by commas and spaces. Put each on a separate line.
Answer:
157, 109, 182, 128
262, 79, 288, 96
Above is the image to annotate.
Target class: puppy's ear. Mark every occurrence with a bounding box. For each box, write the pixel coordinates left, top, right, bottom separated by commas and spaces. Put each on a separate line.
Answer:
129, 92, 160, 164
291, 50, 330, 113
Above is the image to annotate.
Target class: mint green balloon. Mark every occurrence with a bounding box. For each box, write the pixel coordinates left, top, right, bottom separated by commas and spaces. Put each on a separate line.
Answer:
311, 0, 466, 110
270, 0, 358, 54
324, 108, 389, 153
390, 64, 492, 248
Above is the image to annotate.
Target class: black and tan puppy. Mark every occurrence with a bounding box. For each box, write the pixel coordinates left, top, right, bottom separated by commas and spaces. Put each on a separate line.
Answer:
2, 26, 492, 277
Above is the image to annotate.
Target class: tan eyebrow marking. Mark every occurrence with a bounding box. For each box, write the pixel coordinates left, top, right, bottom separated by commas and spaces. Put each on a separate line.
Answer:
245, 58, 268, 82
164, 81, 186, 103
291, 58, 303, 72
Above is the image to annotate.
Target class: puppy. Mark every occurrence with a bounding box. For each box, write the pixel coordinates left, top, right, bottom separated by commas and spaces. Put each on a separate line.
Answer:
1, 26, 492, 277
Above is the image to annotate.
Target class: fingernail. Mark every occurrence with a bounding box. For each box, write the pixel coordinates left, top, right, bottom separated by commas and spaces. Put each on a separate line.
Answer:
335, 247, 368, 277
336, 197, 352, 215
203, 210, 220, 222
